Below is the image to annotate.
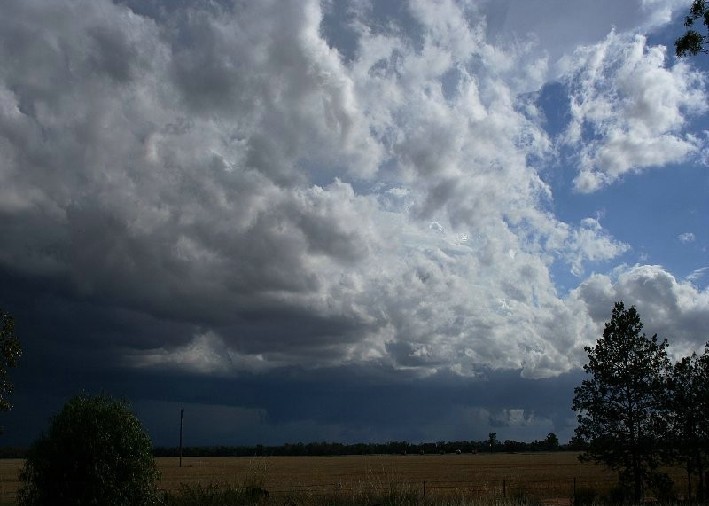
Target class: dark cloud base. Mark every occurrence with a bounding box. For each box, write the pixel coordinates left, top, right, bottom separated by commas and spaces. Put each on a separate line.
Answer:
0, 245, 579, 448
1, 289, 583, 448
2, 368, 582, 448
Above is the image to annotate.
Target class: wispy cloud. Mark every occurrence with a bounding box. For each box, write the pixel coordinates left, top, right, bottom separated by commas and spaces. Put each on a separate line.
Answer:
678, 232, 696, 243
687, 266, 709, 284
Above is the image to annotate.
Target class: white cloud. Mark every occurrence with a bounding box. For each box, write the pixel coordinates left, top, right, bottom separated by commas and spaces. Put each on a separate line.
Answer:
571, 264, 709, 357
132, 332, 239, 374
551, 218, 630, 276
639, 0, 692, 29
560, 32, 707, 192
687, 266, 709, 284
0, 0, 705, 384
483, 0, 689, 64
678, 232, 696, 243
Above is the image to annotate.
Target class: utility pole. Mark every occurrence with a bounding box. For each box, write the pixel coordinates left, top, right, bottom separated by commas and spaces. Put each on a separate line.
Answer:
179, 408, 184, 468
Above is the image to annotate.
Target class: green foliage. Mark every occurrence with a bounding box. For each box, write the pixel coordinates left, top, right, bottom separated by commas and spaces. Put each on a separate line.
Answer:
0, 308, 21, 413
666, 345, 709, 499
18, 393, 160, 506
543, 432, 559, 451
487, 433, 498, 452
676, 0, 709, 56
154, 439, 565, 457
572, 302, 670, 503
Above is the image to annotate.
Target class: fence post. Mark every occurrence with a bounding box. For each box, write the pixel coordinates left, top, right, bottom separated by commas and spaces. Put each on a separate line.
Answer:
179, 408, 184, 468
573, 477, 576, 500
423, 480, 426, 498
502, 479, 506, 498
688, 468, 692, 500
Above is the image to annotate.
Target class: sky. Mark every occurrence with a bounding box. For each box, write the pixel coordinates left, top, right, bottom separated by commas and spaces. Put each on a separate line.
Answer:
0, 0, 708, 448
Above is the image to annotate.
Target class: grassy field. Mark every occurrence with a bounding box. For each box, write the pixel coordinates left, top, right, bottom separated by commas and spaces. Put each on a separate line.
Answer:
0, 453, 692, 505
0, 459, 21, 506
154, 452, 636, 504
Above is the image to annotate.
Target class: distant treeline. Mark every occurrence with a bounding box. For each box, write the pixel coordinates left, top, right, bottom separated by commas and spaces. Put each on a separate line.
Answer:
152, 433, 568, 457
0, 433, 569, 459
0, 446, 26, 458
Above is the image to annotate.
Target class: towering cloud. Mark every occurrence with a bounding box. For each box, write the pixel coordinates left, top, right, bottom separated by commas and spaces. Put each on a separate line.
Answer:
0, 0, 707, 445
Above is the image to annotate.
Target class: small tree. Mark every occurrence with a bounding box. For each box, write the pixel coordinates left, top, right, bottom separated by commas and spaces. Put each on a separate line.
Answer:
544, 432, 559, 451
572, 301, 670, 502
487, 432, 498, 452
0, 308, 21, 413
18, 393, 159, 506
667, 345, 709, 500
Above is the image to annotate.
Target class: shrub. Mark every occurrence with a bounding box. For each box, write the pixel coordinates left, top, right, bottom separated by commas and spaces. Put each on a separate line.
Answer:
572, 486, 598, 506
18, 393, 159, 506
604, 482, 630, 505
647, 472, 676, 503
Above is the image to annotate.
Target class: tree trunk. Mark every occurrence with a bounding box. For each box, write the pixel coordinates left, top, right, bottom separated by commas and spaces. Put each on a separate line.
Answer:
633, 460, 643, 503
698, 462, 706, 501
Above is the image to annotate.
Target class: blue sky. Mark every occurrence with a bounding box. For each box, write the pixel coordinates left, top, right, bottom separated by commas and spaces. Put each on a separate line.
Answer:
0, 0, 707, 447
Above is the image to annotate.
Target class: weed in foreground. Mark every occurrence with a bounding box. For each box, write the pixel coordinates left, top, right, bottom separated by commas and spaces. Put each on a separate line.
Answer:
572, 486, 599, 506
162, 482, 270, 506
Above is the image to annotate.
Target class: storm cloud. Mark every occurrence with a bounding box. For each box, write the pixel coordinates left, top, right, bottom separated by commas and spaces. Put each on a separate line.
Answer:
0, 0, 707, 446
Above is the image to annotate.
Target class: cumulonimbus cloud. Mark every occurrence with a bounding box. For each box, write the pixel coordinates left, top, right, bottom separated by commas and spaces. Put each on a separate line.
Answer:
0, 0, 707, 384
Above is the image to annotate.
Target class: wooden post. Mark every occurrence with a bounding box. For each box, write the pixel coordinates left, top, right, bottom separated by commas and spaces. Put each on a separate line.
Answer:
423, 480, 426, 498
502, 479, 506, 498
688, 467, 692, 500
179, 409, 184, 468
573, 477, 576, 500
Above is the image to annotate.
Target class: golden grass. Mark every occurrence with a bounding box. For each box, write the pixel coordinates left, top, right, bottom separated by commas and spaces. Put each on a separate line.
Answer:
0, 459, 22, 505
0, 453, 693, 504
155, 453, 620, 499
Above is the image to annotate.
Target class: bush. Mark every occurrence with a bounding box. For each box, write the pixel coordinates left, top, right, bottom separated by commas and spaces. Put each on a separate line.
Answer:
572, 486, 598, 506
604, 482, 630, 505
647, 472, 676, 503
18, 393, 159, 506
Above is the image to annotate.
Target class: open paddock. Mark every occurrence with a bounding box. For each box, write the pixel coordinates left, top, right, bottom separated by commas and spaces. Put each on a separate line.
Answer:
155, 452, 622, 500
0, 452, 692, 504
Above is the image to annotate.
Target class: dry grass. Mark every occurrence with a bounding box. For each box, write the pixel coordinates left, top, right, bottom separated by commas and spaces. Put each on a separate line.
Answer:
156, 453, 618, 500
0, 453, 693, 504
0, 459, 22, 505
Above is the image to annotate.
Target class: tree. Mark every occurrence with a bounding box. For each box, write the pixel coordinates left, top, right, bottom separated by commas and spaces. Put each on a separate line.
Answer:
487, 432, 498, 452
18, 394, 160, 506
667, 345, 709, 500
544, 432, 559, 451
0, 308, 21, 413
572, 301, 670, 502
676, 0, 709, 56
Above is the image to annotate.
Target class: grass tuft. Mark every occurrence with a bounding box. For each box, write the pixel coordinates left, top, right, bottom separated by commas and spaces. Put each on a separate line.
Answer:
162, 482, 270, 506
